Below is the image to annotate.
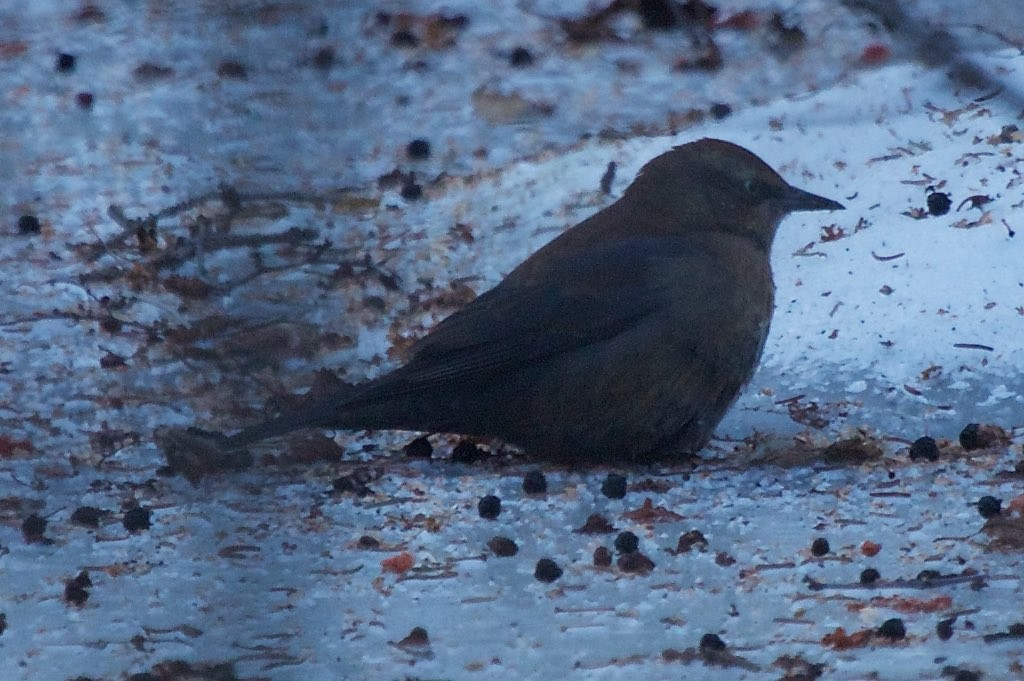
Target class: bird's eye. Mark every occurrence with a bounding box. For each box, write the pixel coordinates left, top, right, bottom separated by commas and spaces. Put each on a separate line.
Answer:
742, 178, 760, 195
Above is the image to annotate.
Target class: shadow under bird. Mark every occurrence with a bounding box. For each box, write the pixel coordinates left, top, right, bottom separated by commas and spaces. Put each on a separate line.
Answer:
184, 138, 842, 465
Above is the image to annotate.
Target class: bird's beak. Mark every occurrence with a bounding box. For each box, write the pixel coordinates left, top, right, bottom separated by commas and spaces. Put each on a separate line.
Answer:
780, 185, 844, 212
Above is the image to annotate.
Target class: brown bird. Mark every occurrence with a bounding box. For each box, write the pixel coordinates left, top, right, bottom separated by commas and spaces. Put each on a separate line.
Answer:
209, 139, 842, 464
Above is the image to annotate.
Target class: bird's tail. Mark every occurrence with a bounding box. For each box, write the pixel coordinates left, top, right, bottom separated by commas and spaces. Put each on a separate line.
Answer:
221, 386, 361, 450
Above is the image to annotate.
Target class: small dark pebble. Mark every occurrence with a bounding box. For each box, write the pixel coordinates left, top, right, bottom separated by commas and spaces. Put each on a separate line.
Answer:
977, 495, 1002, 518
860, 567, 881, 585
17, 214, 41, 235
534, 558, 563, 582
915, 569, 942, 582
406, 138, 431, 159
509, 46, 534, 67
487, 536, 518, 557
70, 570, 92, 589
357, 535, 380, 549
451, 441, 483, 464
908, 436, 939, 461
593, 546, 613, 567
810, 537, 830, 556
55, 53, 76, 73
601, 473, 627, 499
99, 315, 122, 333
133, 62, 174, 81
614, 530, 639, 554
478, 494, 501, 519
699, 633, 727, 653
22, 514, 49, 544
0, 612, 6, 636
574, 513, 615, 534
403, 436, 432, 459
400, 178, 423, 201
714, 551, 736, 567
617, 552, 655, 574
959, 423, 982, 450
216, 60, 248, 79
675, 529, 708, 553
877, 617, 906, 640
332, 475, 373, 496
397, 626, 430, 647
710, 102, 732, 120
937, 617, 955, 640
64, 581, 89, 607
951, 669, 980, 681
70, 506, 105, 528
522, 469, 547, 494
958, 422, 1003, 451
311, 46, 335, 70
64, 571, 92, 606
391, 29, 419, 48
122, 507, 152, 532
926, 190, 952, 216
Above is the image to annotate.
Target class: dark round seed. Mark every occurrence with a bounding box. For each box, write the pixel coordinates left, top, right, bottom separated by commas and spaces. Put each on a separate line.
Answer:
877, 617, 906, 640
17, 215, 41, 234
860, 567, 881, 585
810, 537, 830, 556
509, 46, 534, 67
123, 507, 152, 532
22, 514, 48, 543
601, 473, 627, 499
936, 617, 955, 640
908, 436, 939, 461
614, 531, 639, 554
55, 53, 76, 73
976, 495, 1002, 518
710, 102, 732, 120
406, 138, 431, 159
926, 190, 951, 216
311, 46, 335, 70
477, 495, 501, 519
522, 469, 547, 494
357, 535, 380, 549
959, 423, 982, 450
534, 558, 562, 582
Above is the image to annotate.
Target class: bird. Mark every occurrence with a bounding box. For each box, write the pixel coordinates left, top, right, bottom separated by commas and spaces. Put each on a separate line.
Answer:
188, 139, 842, 465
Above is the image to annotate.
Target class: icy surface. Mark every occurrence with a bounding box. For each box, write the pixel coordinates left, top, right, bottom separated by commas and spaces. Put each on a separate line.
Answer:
2, 2, 1024, 680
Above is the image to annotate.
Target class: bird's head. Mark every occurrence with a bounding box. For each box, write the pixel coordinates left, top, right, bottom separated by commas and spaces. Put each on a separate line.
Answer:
623, 138, 843, 250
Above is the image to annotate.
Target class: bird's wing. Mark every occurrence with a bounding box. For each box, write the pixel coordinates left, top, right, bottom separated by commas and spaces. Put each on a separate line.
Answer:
360, 236, 710, 395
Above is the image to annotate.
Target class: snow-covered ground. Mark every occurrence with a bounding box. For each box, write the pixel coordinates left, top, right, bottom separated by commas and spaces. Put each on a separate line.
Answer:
2, 2, 1024, 679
